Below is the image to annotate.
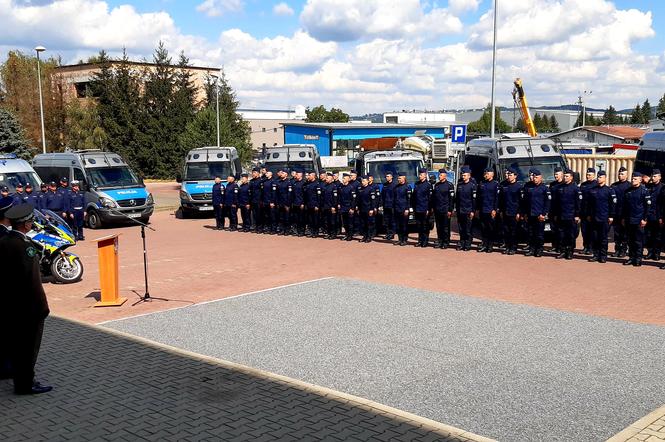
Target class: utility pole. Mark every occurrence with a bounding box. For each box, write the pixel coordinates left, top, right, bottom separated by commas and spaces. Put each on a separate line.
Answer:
35, 46, 47, 154
490, 0, 498, 138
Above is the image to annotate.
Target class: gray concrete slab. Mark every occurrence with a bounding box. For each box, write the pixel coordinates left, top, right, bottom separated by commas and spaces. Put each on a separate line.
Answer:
105, 278, 665, 441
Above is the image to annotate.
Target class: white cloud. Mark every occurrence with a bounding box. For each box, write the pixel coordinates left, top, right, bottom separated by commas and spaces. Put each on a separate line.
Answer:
448, 0, 480, 13
300, 0, 463, 42
273, 2, 294, 16
196, 0, 243, 17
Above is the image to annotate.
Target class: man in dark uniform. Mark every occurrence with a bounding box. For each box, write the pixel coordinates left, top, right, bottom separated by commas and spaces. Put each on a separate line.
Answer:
322, 172, 338, 239
65, 180, 86, 240
580, 168, 597, 255
46, 181, 66, 218
0, 197, 13, 379
611, 167, 631, 257
317, 170, 328, 235
238, 173, 251, 232
290, 170, 306, 236
37, 183, 49, 210
224, 174, 239, 231
622, 172, 651, 267
431, 168, 454, 249
57, 177, 71, 219
645, 169, 663, 261
260, 171, 274, 233
12, 183, 26, 205
554, 169, 581, 260
521, 169, 551, 257
412, 167, 432, 247
477, 168, 499, 253
357, 176, 378, 242
24, 183, 40, 209
276, 169, 292, 235
456, 166, 476, 251
0, 204, 52, 395
499, 167, 522, 255
587, 170, 616, 263
304, 171, 323, 237
381, 172, 397, 240
0, 185, 9, 200
393, 171, 412, 246
348, 169, 362, 235
338, 173, 356, 241
549, 167, 564, 252
249, 167, 262, 232
212, 176, 225, 230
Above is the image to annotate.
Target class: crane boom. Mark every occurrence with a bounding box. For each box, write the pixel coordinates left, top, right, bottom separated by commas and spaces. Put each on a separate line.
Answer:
512, 78, 537, 137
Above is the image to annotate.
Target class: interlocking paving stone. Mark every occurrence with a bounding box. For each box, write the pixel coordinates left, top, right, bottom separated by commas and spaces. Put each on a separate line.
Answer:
0, 317, 476, 442
106, 278, 665, 442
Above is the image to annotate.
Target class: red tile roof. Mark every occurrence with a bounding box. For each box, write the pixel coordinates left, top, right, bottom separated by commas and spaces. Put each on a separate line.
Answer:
583, 125, 646, 140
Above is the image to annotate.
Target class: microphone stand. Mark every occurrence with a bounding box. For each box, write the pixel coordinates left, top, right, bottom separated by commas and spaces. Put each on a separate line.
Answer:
107, 208, 168, 306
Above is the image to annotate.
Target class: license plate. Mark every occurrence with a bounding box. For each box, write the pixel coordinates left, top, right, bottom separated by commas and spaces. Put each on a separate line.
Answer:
544, 223, 551, 232
128, 213, 142, 218
199, 206, 214, 211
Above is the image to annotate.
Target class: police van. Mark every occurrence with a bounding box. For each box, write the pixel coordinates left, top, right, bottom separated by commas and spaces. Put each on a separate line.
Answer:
0, 154, 43, 192
176, 146, 241, 217
32, 150, 154, 228
262, 144, 321, 175
634, 131, 665, 176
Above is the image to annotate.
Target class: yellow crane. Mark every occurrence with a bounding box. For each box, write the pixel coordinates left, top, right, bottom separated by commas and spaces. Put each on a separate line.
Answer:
512, 78, 537, 137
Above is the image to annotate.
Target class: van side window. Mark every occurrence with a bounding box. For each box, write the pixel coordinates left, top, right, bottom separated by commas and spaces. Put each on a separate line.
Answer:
463, 154, 488, 183
74, 168, 87, 189
34, 166, 70, 184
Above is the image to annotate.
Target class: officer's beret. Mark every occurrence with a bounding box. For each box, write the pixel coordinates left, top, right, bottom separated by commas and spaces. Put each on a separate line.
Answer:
653, 169, 661, 175
227, 172, 235, 177
618, 166, 627, 173
319, 169, 327, 174
532, 169, 542, 176
586, 167, 596, 174
385, 171, 393, 176
528, 168, 537, 175
326, 172, 333, 177
71, 180, 80, 185
632, 171, 642, 178
306, 170, 315, 175
350, 169, 358, 174
398, 172, 406, 177
61, 176, 68, 182
49, 181, 56, 186
460, 166, 471, 174
597, 170, 606, 177
0, 186, 8, 192
252, 167, 260, 172
360, 175, 369, 180
25, 182, 32, 188
418, 167, 427, 174
564, 168, 574, 175
554, 167, 563, 173
40, 183, 48, 187
0, 196, 13, 216
5, 203, 34, 223
240, 173, 248, 178
483, 167, 493, 173
15, 182, 23, 188
342, 173, 350, 177
506, 167, 517, 174
438, 168, 447, 173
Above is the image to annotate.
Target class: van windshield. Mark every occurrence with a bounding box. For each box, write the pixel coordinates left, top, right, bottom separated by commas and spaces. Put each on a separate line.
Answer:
366, 160, 421, 183
87, 167, 141, 188
185, 162, 232, 181
0, 171, 42, 192
264, 161, 315, 174
499, 158, 566, 183
635, 149, 665, 176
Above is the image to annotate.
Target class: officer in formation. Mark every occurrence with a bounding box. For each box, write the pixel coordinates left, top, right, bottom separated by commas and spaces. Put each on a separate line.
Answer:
65, 180, 86, 240
321, 172, 339, 240
12, 183, 26, 205
623, 172, 652, 267
223, 173, 239, 230
339, 172, 357, 241
455, 166, 476, 251
580, 167, 597, 255
25, 183, 40, 208
477, 168, 499, 253
249, 167, 262, 232
549, 167, 564, 253
645, 169, 663, 261
553, 169, 581, 260
381, 172, 397, 240
357, 175, 378, 242
499, 167, 522, 255
412, 167, 432, 247
237, 173, 251, 232
212, 176, 225, 230
46, 179, 67, 218
521, 169, 551, 257
393, 172, 412, 246
0, 203, 52, 395
431, 168, 454, 249
261, 170, 276, 233
611, 167, 631, 257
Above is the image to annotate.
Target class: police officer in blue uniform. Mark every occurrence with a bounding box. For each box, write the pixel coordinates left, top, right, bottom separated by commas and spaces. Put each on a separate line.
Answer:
37, 183, 49, 210
356, 176, 377, 242
321, 172, 338, 240
381, 172, 397, 240
65, 180, 86, 240
261, 171, 275, 233
587, 170, 616, 263
276, 169, 292, 235
304, 171, 323, 237
249, 167, 262, 232
46, 181, 66, 218
580, 168, 597, 255
348, 169, 362, 234
0, 185, 9, 201
549, 167, 564, 252
24, 183, 40, 209
521, 169, 551, 257
622, 172, 651, 266
645, 169, 663, 261
393, 171, 412, 246
553, 169, 581, 260
432, 168, 454, 249
11, 183, 26, 205
338, 173, 357, 241
290, 170, 305, 236
477, 168, 499, 253
412, 167, 432, 247
238, 173, 251, 232
611, 167, 631, 257
212, 176, 225, 230
224, 174, 239, 231
499, 167, 522, 255
455, 166, 476, 251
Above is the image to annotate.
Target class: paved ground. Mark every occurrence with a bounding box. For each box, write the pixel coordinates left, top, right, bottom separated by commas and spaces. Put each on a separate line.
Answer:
0, 316, 488, 442
104, 278, 665, 442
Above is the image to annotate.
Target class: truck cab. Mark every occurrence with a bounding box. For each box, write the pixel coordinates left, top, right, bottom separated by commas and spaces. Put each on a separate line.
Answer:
262, 144, 321, 174
0, 154, 43, 193
32, 150, 154, 229
354, 150, 425, 188
177, 146, 241, 217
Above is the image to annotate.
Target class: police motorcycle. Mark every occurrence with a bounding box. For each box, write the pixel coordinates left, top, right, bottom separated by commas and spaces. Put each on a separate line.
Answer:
28, 208, 84, 284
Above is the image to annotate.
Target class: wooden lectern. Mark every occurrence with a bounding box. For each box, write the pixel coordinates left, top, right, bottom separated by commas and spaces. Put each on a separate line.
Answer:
92, 234, 127, 307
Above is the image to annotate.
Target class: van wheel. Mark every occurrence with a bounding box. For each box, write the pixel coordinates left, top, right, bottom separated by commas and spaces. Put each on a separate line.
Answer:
87, 210, 102, 229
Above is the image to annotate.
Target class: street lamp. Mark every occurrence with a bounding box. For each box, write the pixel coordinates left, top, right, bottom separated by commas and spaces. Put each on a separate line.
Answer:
35, 46, 47, 154
210, 71, 221, 148
490, 0, 498, 138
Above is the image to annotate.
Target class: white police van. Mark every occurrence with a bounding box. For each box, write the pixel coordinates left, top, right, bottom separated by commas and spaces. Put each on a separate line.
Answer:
176, 146, 241, 217
32, 150, 154, 228
0, 153, 43, 192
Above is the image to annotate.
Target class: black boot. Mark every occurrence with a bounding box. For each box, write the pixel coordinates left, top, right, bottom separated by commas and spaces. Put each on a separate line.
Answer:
565, 248, 574, 260
588, 255, 599, 262
524, 248, 534, 256
534, 248, 543, 257
623, 258, 635, 266
556, 250, 567, 259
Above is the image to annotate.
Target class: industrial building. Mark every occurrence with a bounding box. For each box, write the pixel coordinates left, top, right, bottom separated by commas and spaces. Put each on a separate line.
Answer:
237, 106, 306, 152
554, 125, 647, 147
383, 112, 455, 126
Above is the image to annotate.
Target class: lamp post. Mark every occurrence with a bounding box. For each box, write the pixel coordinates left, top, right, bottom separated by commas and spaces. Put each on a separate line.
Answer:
210, 72, 221, 148
35, 45, 47, 154
490, 0, 498, 138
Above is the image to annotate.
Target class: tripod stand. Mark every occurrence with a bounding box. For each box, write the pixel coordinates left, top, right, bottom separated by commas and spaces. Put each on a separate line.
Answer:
109, 209, 168, 306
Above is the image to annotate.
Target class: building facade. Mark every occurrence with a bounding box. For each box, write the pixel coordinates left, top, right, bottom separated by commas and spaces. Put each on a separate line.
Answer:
237, 107, 306, 154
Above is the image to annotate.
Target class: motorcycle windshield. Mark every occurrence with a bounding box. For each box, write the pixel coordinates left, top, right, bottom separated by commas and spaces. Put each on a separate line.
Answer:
38, 209, 75, 239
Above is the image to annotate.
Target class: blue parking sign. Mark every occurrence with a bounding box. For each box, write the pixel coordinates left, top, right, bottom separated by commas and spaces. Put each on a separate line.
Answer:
451, 125, 467, 143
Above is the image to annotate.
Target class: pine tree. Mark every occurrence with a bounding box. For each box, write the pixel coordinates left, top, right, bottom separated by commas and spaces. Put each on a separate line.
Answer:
533, 113, 543, 132
216, 70, 252, 164
642, 99, 652, 122
0, 107, 34, 159
467, 104, 511, 134
602, 106, 619, 125
515, 117, 527, 133
657, 93, 665, 117
64, 98, 107, 150
549, 115, 560, 132
630, 104, 643, 124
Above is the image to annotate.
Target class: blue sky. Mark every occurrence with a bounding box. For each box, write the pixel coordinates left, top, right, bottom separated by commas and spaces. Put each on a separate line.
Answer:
2, 0, 664, 113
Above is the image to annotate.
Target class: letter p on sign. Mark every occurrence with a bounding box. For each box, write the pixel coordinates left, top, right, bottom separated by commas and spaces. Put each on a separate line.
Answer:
451, 125, 467, 144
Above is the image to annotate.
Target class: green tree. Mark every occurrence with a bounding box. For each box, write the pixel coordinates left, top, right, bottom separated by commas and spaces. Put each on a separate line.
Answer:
630, 104, 644, 124
533, 113, 543, 132
515, 117, 527, 133
642, 98, 652, 122
657, 93, 665, 117
0, 107, 34, 159
602, 106, 619, 125
215, 70, 252, 164
64, 98, 107, 150
467, 104, 511, 134
549, 115, 560, 132
305, 105, 349, 123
